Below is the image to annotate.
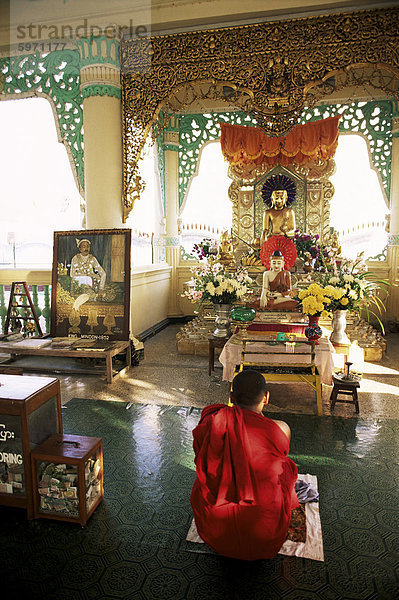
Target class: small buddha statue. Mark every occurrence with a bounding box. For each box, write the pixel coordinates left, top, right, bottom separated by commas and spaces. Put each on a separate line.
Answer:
261, 189, 296, 244
216, 231, 235, 267
260, 250, 298, 311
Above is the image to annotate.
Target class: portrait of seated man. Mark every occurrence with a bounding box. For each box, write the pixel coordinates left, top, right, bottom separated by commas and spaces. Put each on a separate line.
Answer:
190, 370, 299, 561
70, 238, 106, 299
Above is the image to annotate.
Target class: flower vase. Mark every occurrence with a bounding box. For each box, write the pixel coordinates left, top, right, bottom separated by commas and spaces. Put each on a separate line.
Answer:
330, 310, 350, 346
304, 315, 323, 344
213, 304, 232, 338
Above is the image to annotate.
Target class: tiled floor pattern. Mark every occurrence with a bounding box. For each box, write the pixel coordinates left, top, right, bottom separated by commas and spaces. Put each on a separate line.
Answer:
2, 399, 399, 599
6, 326, 399, 420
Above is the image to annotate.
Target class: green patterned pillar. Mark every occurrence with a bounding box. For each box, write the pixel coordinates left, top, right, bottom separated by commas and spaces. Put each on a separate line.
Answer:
0, 285, 7, 333
42, 285, 51, 334
75, 36, 123, 228
31, 285, 42, 336
387, 101, 399, 320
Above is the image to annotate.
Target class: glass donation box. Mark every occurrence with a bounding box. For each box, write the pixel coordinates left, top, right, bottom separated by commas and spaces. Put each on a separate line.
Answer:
31, 433, 104, 526
0, 375, 62, 518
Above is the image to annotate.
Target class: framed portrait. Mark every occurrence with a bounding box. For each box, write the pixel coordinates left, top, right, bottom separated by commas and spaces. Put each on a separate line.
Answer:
51, 229, 131, 341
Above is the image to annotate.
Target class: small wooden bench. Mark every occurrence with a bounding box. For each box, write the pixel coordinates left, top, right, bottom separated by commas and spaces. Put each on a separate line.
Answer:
330, 373, 360, 413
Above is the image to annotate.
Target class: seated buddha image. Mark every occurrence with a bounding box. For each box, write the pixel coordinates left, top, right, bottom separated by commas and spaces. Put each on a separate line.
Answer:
261, 189, 296, 244
260, 250, 298, 311
216, 231, 235, 267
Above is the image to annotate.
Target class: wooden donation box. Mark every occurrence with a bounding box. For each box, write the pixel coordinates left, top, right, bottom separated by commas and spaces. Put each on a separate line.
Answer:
31, 434, 103, 526
0, 375, 62, 518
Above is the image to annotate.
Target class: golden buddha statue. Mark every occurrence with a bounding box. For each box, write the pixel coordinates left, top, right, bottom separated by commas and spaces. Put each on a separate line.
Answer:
216, 231, 235, 267
261, 189, 296, 244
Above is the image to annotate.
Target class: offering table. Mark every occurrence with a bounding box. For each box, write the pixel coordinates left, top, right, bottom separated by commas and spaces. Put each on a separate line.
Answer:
220, 334, 334, 416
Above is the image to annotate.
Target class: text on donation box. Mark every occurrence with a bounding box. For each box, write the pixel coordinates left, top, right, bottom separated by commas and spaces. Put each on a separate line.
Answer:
0, 417, 25, 495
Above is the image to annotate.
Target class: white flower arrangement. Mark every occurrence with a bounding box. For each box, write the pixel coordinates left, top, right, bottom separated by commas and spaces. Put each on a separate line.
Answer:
183, 262, 252, 305
320, 260, 390, 328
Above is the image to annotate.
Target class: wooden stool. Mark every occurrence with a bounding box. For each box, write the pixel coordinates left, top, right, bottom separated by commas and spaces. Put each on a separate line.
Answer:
330, 373, 360, 413
208, 336, 229, 375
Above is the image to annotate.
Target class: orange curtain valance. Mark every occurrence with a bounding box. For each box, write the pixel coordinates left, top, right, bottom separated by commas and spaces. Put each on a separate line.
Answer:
220, 116, 340, 168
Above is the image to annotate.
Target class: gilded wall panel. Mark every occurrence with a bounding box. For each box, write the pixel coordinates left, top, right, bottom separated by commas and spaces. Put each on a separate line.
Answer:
253, 167, 306, 239
121, 7, 399, 219
230, 163, 334, 243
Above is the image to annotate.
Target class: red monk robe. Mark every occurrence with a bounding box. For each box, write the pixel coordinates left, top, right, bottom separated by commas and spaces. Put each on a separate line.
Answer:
190, 404, 298, 560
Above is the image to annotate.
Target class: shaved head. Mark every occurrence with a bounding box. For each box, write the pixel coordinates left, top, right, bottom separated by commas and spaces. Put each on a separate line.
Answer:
232, 370, 267, 407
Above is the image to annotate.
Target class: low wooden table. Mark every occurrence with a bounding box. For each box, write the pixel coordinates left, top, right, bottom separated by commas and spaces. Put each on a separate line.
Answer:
0, 340, 131, 384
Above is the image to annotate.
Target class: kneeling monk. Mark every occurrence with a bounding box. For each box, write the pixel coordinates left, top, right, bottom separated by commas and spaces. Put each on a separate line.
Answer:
190, 370, 298, 560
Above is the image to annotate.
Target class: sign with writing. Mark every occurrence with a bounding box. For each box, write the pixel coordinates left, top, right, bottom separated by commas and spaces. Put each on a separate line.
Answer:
0, 416, 25, 495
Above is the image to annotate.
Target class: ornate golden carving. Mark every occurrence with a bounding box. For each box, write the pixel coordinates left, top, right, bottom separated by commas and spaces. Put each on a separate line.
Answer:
240, 188, 254, 210
121, 7, 399, 219
293, 159, 336, 182
307, 184, 324, 233
229, 179, 241, 238
230, 160, 335, 246
322, 181, 335, 241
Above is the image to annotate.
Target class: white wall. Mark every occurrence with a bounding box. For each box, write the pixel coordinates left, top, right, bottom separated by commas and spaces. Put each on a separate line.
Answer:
0, 266, 172, 337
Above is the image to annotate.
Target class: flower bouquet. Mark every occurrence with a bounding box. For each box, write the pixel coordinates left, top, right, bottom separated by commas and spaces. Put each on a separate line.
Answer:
296, 282, 335, 317
293, 230, 321, 264
183, 262, 252, 305
191, 238, 217, 261
320, 258, 389, 329
293, 230, 335, 271
295, 282, 335, 343
183, 262, 253, 337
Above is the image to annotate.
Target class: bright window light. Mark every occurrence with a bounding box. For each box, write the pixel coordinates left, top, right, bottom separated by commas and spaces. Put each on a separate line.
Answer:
0, 97, 82, 268
181, 141, 231, 229
330, 134, 388, 259
180, 141, 231, 253
126, 142, 164, 266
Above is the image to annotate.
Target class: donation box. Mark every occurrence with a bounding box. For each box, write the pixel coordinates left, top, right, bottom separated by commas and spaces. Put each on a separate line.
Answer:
31, 434, 104, 526
0, 375, 62, 518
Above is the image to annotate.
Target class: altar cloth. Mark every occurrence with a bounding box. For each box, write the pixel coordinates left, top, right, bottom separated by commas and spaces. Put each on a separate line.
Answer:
248, 323, 307, 333
219, 335, 334, 385
187, 473, 324, 562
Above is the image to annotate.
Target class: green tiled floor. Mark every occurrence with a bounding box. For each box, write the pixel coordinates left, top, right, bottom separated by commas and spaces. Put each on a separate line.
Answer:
2, 399, 399, 599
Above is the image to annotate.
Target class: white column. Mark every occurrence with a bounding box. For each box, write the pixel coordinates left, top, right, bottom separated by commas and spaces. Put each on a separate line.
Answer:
82, 94, 123, 228
164, 124, 184, 317
77, 36, 124, 229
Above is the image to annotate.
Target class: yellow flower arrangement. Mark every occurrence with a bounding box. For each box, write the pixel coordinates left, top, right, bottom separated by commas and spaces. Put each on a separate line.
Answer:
295, 282, 335, 316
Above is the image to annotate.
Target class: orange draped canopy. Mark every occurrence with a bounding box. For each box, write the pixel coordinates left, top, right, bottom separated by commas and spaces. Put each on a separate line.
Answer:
220, 115, 340, 167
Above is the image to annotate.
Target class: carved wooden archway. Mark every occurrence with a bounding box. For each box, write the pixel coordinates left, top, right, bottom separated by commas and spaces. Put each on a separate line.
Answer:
121, 6, 399, 220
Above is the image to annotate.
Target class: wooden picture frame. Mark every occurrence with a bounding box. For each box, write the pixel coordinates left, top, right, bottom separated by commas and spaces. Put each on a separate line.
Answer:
51, 229, 131, 341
